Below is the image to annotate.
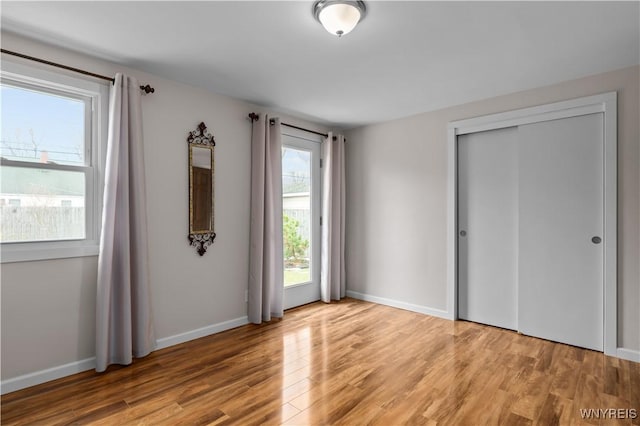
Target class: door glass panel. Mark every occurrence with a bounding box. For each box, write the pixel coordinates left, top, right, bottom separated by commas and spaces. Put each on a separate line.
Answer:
282, 147, 311, 287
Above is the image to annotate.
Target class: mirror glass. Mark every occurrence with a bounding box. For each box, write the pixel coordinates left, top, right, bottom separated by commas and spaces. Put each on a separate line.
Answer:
190, 146, 213, 233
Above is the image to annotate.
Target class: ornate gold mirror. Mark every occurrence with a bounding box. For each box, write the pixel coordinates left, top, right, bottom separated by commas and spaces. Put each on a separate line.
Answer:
187, 122, 216, 255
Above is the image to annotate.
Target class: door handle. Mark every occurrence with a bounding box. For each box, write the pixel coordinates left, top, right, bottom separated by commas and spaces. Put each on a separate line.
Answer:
591, 236, 602, 244
460, 230, 467, 237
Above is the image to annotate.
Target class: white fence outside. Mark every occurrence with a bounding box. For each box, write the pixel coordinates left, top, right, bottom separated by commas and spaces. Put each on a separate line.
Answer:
0, 206, 85, 242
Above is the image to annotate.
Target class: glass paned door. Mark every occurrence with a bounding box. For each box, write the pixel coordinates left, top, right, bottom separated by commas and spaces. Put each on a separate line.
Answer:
282, 133, 321, 309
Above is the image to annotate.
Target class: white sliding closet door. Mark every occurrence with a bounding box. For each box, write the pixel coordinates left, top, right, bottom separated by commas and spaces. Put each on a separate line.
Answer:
458, 127, 518, 330
518, 114, 604, 351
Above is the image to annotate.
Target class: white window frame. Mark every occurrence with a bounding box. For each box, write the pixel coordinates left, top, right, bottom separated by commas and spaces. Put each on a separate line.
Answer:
0, 60, 109, 263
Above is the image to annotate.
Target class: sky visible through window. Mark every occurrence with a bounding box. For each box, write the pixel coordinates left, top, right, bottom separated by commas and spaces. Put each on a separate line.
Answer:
1, 84, 85, 165
282, 147, 311, 194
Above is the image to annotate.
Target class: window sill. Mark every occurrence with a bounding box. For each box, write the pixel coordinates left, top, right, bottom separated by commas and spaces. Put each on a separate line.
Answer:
0, 242, 99, 263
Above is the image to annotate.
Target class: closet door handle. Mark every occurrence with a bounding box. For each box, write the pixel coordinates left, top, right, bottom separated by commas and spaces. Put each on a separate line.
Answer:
460, 230, 467, 237
591, 236, 601, 244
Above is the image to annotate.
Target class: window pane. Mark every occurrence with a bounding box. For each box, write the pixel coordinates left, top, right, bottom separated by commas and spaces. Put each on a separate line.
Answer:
1, 84, 86, 166
0, 166, 85, 242
282, 148, 311, 286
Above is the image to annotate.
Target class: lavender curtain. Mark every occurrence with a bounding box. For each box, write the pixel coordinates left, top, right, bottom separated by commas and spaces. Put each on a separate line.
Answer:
248, 114, 284, 323
321, 132, 346, 302
96, 73, 155, 372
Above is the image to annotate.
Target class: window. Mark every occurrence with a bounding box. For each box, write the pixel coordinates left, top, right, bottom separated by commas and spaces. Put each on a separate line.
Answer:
0, 60, 108, 262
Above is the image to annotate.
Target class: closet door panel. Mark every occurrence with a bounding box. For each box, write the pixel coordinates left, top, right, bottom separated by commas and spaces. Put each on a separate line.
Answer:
458, 127, 518, 330
518, 114, 604, 351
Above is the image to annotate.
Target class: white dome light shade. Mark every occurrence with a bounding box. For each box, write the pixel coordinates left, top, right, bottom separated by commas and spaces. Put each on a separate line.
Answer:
313, 1, 367, 37
319, 4, 361, 37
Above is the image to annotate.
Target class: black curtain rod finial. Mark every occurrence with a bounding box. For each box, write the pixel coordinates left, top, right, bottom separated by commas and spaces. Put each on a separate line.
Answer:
140, 84, 155, 94
248, 112, 259, 122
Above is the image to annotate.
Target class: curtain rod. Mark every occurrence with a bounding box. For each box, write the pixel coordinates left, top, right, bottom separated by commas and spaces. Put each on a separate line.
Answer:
247, 112, 332, 139
1, 49, 155, 94
278, 122, 328, 138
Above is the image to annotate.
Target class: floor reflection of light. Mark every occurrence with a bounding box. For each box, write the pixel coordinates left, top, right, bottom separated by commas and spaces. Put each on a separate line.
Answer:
281, 326, 312, 422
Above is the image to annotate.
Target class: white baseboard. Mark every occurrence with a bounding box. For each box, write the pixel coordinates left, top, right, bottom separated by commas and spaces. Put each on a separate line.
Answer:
1, 357, 96, 395
155, 316, 249, 350
1, 316, 249, 395
616, 348, 640, 363
346, 290, 450, 320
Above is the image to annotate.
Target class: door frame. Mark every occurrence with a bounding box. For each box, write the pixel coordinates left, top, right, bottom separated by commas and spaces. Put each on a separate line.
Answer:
446, 92, 617, 356
281, 128, 323, 310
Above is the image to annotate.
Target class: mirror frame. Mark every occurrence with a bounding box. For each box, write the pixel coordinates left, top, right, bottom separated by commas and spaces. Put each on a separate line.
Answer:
187, 122, 216, 255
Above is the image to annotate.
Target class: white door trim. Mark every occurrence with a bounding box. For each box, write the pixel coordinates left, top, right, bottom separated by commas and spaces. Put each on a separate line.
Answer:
446, 92, 617, 356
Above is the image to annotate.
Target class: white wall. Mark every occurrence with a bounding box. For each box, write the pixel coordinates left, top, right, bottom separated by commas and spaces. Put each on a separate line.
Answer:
345, 65, 640, 352
0, 32, 329, 383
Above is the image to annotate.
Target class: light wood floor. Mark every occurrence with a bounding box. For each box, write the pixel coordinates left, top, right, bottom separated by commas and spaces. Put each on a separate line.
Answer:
2, 298, 638, 425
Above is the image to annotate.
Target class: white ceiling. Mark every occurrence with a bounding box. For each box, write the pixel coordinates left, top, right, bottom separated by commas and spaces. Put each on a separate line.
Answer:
2, 1, 639, 128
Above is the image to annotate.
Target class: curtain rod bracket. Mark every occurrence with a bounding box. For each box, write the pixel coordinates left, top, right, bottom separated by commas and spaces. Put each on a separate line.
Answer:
248, 112, 259, 122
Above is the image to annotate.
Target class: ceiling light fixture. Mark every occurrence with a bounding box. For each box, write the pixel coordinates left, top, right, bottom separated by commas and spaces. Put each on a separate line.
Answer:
312, 1, 367, 38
